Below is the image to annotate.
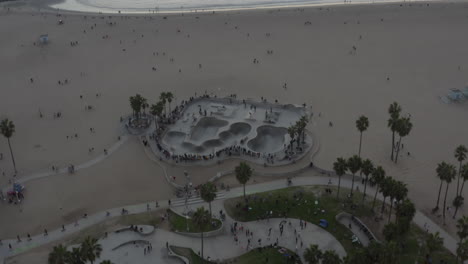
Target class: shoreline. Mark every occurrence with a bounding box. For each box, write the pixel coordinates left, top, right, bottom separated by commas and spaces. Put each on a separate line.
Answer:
4, 0, 449, 16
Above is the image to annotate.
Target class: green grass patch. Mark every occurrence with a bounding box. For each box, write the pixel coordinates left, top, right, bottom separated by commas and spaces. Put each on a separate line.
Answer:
224, 185, 457, 264
224, 185, 369, 254
168, 210, 222, 233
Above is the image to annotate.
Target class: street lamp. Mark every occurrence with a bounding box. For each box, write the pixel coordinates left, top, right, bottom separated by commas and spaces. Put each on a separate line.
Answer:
186, 215, 189, 232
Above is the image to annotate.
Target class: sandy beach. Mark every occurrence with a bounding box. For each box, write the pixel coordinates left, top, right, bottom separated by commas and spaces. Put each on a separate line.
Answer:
1, 0, 468, 254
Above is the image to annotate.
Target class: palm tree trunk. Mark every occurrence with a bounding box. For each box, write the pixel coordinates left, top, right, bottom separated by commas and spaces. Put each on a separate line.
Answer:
201, 231, 204, 258
243, 184, 246, 201
350, 173, 355, 196
337, 176, 342, 199
435, 180, 443, 210
457, 162, 462, 196
381, 197, 387, 214
388, 198, 393, 223
372, 187, 379, 211
362, 175, 368, 204
443, 182, 450, 225
453, 205, 460, 219
7, 139, 17, 173
460, 180, 466, 197
394, 137, 402, 164
391, 131, 395, 161
358, 132, 363, 157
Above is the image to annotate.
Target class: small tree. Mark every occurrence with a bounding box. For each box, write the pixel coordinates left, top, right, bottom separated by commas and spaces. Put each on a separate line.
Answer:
0, 119, 17, 173
304, 244, 322, 264
287, 125, 297, 151
322, 250, 342, 264
235, 162, 252, 201
434, 162, 449, 212
81, 236, 102, 264
333, 157, 348, 200
129, 94, 145, 119
200, 182, 217, 217
426, 232, 443, 257
48, 244, 69, 264
192, 207, 210, 259
457, 239, 468, 264
66, 247, 84, 264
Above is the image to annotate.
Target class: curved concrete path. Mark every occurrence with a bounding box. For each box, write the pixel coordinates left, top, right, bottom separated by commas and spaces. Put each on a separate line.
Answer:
0, 175, 459, 263
1, 135, 129, 194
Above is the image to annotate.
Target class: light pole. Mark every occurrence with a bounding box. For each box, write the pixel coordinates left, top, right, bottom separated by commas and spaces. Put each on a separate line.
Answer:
186, 215, 189, 231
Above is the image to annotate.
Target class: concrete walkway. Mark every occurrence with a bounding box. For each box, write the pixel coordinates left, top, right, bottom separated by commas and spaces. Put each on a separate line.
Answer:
0, 175, 459, 263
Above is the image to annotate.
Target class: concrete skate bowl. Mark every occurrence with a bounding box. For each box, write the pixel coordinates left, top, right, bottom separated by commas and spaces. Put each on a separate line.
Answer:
219, 122, 252, 141
190, 117, 229, 142
248, 125, 287, 153
164, 131, 187, 146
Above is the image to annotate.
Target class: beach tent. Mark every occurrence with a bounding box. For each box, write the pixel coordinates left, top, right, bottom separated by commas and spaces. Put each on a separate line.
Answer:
39, 34, 49, 44
319, 219, 328, 228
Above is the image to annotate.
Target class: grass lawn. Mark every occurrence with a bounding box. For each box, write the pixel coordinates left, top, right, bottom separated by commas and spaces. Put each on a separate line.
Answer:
170, 245, 301, 264
168, 209, 222, 233
224, 185, 457, 264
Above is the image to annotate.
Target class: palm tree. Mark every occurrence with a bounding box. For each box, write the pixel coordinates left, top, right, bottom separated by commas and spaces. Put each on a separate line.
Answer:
389, 180, 407, 223
159, 92, 168, 115
453, 195, 464, 219
322, 250, 342, 264
235, 162, 252, 201
388, 102, 401, 161
434, 162, 449, 211
192, 207, 210, 259
356, 115, 369, 157
129, 94, 145, 119
1, 119, 17, 173
287, 125, 296, 151
394, 116, 412, 164
360, 159, 374, 203
48, 244, 69, 264
303, 244, 322, 264
333, 157, 348, 199
426, 232, 443, 257
299, 115, 309, 143
457, 239, 468, 264
384, 178, 396, 222
150, 102, 164, 120
442, 163, 456, 225
200, 182, 217, 217
459, 163, 468, 197
66, 247, 85, 264
370, 166, 385, 211
347, 155, 362, 196
166, 92, 174, 113
457, 216, 468, 243
380, 177, 392, 215
80, 236, 102, 264
395, 198, 416, 232
455, 145, 468, 196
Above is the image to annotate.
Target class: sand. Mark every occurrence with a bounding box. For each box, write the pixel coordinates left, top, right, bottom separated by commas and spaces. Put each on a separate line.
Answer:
1, 0, 468, 245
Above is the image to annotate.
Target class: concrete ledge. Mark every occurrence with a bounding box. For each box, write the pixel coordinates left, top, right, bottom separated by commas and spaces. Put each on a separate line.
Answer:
115, 225, 155, 236
336, 212, 379, 246
168, 245, 190, 264
111, 239, 150, 251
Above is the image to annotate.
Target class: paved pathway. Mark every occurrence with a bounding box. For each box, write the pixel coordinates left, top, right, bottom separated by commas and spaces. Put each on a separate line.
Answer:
0, 175, 460, 263
1, 135, 128, 194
